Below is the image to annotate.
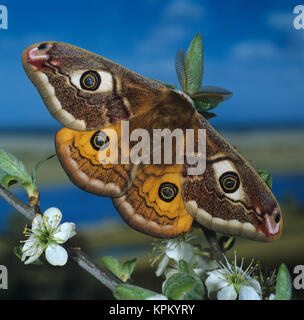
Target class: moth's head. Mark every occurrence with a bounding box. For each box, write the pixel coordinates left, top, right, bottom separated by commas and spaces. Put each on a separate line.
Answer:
200, 153, 282, 242
22, 42, 52, 74
22, 41, 105, 74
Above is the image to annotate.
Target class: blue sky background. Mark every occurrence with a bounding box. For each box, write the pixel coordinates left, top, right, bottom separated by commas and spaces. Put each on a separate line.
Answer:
0, 0, 303, 130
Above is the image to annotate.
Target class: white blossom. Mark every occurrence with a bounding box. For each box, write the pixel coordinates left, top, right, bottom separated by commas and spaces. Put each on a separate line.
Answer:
154, 239, 217, 279
205, 253, 262, 300
21, 207, 76, 266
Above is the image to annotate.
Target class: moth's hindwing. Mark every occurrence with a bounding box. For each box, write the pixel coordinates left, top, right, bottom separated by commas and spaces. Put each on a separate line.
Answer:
55, 125, 135, 197
113, 164, 193, 239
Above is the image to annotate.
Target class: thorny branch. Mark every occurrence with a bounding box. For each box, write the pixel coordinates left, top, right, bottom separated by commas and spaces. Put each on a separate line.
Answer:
0, 184, 121, 293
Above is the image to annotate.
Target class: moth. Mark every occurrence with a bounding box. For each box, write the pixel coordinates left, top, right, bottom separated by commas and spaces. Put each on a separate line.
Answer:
22, 40, 282, 242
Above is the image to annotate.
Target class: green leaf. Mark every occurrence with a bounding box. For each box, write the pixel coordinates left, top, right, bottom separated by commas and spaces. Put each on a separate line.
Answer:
194, 100, 218, 111
218, 236, 236, 252
114, 284, 158, 300
14, 245, 23, 260
183, 281, 205, 300
178, 259, 197, 277
191, 86, 233, 110
198, 101, 221, 111
185, 34, 203, 95
178, 260, 206, 300
163, 272, 196, 300
121, 258, 137, 282
175, 49, 189, 92
32, 154, 56, 186
101, 256, 123, 280
201, 111, 217, 120
197, 109, 217, 120
275, 263, 292, 300
0, 149, 32, 185
101, 256, 136, 282
0, 173, 19, 188
163, 271, 204, 300
257, 169, 272, 189
0, 150, 37, 201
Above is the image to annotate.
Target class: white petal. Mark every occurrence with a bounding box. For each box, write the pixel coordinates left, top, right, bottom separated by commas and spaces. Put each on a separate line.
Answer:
166, 242, 193, 262
45, 243, 68, 266
217, 285, 237, 300
21, 251, 30, 262
193, 255, 218, 277
145, 294, 168, 300
24, 255, 39, 265
197, 255, 218, 269
155, 255, 169, 277
207, 269, 227, 277
239, 285, 261, 300
24, 247, 43, 265
53, 222, 76, 243
163, 267, 179, 281
269, 293, 275, 300
22, 245, 39, 260
205, 271, 229, 297
247, 278, 262, 295
31, 214, 44, 234
43, 207, 62, 229
22, 241, 42, 260
22, 235, 37, 252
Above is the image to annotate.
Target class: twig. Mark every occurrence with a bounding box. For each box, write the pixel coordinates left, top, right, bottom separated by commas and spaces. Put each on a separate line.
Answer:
67, 247, 120, 292
0, 184, 121, 292
0, 184, 35, 220
201, 226, 225, 264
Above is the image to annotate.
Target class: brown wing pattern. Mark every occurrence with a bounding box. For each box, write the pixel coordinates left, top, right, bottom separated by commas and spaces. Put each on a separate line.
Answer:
22, 41, 168, 131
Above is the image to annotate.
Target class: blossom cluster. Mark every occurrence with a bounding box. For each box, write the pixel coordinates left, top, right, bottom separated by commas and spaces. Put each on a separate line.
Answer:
150, 237, 273, 300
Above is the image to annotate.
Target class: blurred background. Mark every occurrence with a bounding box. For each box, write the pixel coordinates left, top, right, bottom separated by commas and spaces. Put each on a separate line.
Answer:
0, 0, 303, 299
